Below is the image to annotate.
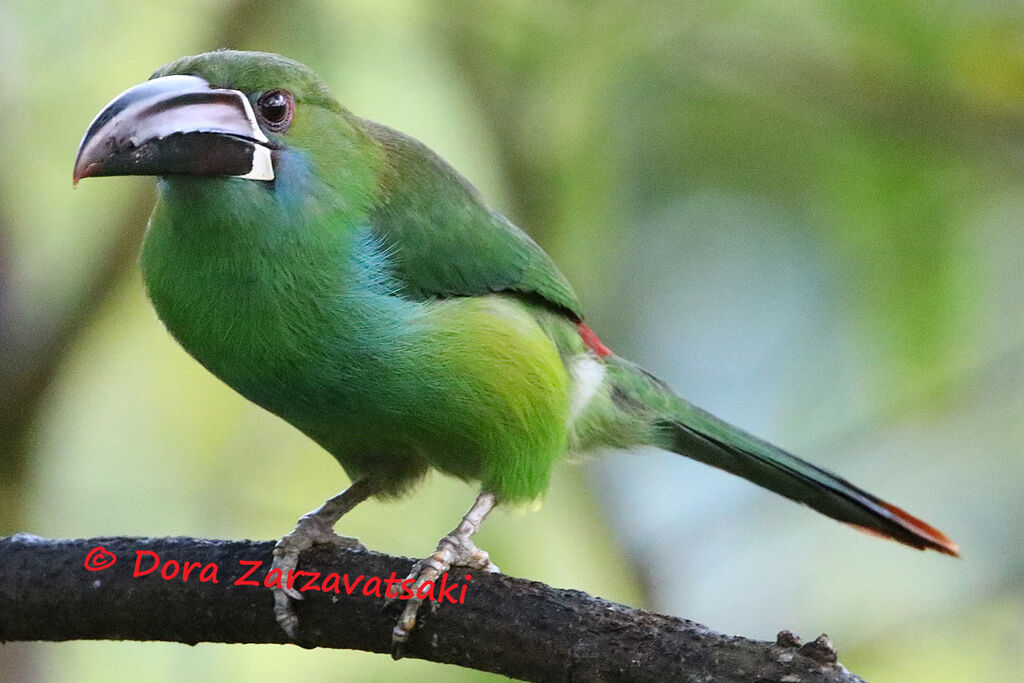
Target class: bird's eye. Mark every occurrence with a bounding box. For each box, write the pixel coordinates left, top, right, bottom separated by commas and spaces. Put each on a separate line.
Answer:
256, 89, 294, 133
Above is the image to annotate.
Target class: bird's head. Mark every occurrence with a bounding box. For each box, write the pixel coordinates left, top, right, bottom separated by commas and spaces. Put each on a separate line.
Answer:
73, 50, 361, 189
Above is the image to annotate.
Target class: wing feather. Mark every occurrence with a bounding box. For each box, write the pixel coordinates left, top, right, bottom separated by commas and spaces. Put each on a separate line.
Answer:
364, 120, 582, 320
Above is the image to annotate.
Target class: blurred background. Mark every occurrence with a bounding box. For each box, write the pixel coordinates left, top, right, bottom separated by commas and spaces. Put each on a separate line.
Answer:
2, 0, 1021, 680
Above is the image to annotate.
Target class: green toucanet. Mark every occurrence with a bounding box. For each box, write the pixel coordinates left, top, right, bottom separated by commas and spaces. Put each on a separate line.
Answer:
74, 50, 959, 647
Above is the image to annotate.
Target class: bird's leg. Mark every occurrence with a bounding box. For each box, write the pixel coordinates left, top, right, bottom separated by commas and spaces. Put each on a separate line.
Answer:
392, 491, 499, 650
272, 478, 379, 638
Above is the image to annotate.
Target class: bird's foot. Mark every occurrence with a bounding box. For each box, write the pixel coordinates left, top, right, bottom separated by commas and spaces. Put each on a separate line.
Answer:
391, 493, 499, 654
269, 479, 378, 640
271, 512, 364, 639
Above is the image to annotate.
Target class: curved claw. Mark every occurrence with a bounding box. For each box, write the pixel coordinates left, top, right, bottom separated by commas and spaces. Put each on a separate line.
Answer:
390, 541, 499, 652
270, 523, 363, 639
267, 480, 379, 640
391, 492, 499, 654
274, 588, 301, 639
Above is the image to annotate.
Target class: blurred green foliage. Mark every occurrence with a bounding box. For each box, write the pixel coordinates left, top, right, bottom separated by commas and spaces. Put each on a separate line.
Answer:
2, 1, 1022, 680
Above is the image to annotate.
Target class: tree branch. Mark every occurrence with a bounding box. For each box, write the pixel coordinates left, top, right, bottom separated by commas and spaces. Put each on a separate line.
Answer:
0, 535, 864, 682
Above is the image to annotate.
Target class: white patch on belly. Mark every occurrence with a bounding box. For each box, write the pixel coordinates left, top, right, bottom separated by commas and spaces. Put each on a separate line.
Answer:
568, 354, 606, 421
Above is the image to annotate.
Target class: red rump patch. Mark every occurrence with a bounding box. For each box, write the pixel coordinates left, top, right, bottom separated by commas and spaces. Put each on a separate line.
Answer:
578, 323, 612, 357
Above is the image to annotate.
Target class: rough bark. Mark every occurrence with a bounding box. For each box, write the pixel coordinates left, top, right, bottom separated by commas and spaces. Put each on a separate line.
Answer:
0, 535, 864, 682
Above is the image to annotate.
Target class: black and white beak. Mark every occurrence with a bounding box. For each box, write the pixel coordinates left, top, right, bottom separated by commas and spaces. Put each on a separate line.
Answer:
73, 75, 274, 184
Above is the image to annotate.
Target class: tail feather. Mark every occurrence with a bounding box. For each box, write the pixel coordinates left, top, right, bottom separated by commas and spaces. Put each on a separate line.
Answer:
607, 357, 959, 557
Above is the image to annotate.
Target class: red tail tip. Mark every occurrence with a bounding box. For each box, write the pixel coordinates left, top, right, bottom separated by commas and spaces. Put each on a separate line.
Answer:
879, 501, 960, 557
850, 501, 960, 557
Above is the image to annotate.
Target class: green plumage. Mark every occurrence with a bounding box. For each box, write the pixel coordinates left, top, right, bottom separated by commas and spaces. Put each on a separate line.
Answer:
85, 50, 955, 555
366, 121, 582, 320
142, 52, 576, 502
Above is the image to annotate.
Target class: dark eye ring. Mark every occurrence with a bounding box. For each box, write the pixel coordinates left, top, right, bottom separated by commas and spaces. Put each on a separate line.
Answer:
256, 89, 294, 133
